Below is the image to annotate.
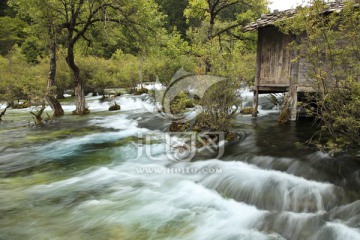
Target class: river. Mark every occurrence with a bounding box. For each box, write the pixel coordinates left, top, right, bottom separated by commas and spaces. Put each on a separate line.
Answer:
0, 94, 360, 240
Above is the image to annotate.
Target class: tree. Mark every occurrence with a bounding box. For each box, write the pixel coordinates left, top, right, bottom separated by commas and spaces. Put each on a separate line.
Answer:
47, 27, 64, 116
0, 104, 9, 121
11, 0, 163, 115
0, 16, 27, 56
185, 0, 267, 73
155, 0, 189, 37
9, 0, 66, 116
179, 0, 266, 134
0, 0, 16, 17
279, 0, 360, 152
0, 45, 48, 108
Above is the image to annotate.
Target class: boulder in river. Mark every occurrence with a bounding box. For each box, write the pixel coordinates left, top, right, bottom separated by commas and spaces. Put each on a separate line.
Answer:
109, 102, 121, 111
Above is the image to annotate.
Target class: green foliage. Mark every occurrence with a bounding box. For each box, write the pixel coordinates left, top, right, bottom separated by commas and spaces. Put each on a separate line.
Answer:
198, 79, 242, 132
0, 0, 267, 129
181, 0, 267, 133
185, 0, 267, 72
0, 16, 27, 55
111, 50, 141, 89
319, 81, 360, 152
76, 54, 119, 95
279, 0, 360, 152
170, 91, 194, 115
0, 45, 47, 105
155, 0, 189, 37
0, 0, 16, 17
20, 36, 45, 63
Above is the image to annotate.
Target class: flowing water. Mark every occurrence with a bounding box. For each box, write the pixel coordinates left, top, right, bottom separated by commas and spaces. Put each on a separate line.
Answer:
0, 94, 360, 240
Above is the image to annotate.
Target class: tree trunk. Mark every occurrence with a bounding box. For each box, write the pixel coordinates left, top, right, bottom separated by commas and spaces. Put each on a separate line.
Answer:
66, 44, 88, 115
46, 36, 64, 117
56, 89, 65, 99
204, 12, 215, 74
30, 102, 46, 125
0, 105, 9, 121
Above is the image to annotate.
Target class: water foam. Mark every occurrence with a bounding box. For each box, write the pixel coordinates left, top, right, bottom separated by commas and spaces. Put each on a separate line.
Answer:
183, 159, 338, 212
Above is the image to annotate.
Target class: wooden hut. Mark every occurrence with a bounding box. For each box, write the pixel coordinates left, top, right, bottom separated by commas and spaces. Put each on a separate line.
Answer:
243, 2, 345, 120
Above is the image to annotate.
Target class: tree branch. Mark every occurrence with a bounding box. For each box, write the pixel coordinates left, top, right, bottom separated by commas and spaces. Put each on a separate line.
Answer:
211, 22, 244, 39
214, 1, 239, 16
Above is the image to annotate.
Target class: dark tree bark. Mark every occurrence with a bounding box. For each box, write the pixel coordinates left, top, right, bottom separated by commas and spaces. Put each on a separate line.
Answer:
30, 102, 46, 125
0, 105, 9, 121
66, 44, 88, 115
46, 31, 64, 116
56, 89, 65, 99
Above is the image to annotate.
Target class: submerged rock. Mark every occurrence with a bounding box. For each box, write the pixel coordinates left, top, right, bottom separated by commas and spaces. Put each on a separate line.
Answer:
240, 107, 254, 115
109, 102, 121, 111
133, 88, 149, 95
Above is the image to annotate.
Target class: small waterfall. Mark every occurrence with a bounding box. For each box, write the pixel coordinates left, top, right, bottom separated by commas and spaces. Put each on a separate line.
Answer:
193, 160, 342, 212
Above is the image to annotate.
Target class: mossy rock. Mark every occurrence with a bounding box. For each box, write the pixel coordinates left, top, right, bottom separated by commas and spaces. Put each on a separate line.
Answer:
109, 103, 121, 111
72, 108, 90, 115
169, 121, 190, 132
134, 88, 149, 95
99, 95, 112, 102
240, 107, 254, 115
185, 102, 195, 108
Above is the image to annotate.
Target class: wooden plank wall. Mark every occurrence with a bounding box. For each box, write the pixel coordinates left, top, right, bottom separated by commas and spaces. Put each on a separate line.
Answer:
258, 26, 292, 87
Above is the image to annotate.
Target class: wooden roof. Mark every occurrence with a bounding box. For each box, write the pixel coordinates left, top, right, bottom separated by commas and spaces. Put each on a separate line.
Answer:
243, 2, 345, 32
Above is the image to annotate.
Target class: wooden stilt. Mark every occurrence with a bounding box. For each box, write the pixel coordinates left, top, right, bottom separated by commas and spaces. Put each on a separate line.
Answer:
289, 85, 297, 121
289, 48, 299, 121
253, 31, 261, 118
252, 87, 259, 117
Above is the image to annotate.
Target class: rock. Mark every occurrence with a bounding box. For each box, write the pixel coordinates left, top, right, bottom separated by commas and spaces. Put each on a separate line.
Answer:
240, 107, 254, 115
133, 88, 149, 95
169, 121, 190, 132
109, 102, 121, 111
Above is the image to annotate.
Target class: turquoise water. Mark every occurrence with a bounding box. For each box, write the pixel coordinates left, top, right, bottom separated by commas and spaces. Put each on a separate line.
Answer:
0, 95, 360, 240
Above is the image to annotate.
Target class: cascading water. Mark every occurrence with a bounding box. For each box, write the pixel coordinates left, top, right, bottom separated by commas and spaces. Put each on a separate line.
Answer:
0, 94, 359, 240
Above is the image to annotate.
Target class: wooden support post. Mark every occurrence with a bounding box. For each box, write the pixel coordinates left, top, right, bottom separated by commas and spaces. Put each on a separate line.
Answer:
289, 49, 299, 121
289, 85, 297, 121
252, 87, 259, 117
253, 31, 262, 118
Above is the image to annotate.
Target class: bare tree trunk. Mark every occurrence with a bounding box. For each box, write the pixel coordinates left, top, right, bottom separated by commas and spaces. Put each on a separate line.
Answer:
66, 44, 88, 115
56, 88, 65, 99
46, 33, 64, 117
30, 102, 46, 125
0, 105, 9, 121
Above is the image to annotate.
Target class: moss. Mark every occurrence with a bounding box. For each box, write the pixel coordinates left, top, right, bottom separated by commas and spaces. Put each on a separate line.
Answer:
25, 127, 103, 142
133, 88, 149, 95
169, 121, 190, 132
225, 132, 237, 142
240, 107, 254, 115
278, 109, 289, 124
170, 91, 195, 115
72, 108, 90, 115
